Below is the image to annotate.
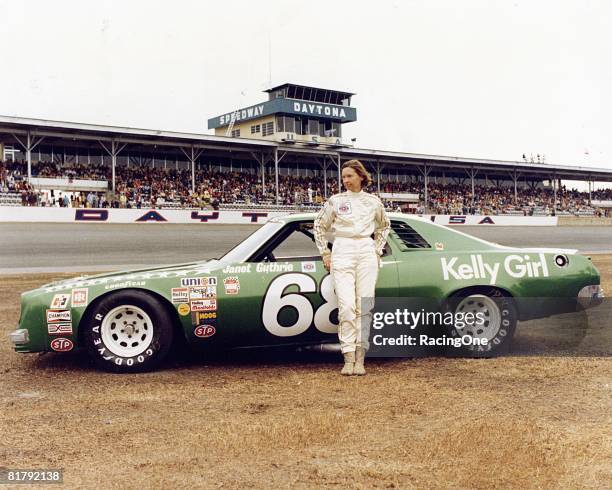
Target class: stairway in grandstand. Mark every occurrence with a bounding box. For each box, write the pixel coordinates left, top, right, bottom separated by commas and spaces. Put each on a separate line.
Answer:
0, 192, 22, 206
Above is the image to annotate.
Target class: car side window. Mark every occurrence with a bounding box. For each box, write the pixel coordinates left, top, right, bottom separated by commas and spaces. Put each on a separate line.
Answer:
248, 221, 392, 262
247, 222, 321, 262
271, 223, 321, 259
390, 221, 431, 251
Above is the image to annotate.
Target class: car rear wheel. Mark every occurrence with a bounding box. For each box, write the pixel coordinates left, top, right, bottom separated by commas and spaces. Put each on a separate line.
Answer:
443, 290, 517, 357
82, 290, 174, 373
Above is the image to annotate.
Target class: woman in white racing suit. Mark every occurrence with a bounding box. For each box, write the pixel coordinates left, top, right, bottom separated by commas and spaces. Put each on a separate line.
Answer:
313, 160, 390, 375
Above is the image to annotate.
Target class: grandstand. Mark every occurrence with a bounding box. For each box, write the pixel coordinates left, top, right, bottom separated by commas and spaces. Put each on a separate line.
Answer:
1, 107, 612, 216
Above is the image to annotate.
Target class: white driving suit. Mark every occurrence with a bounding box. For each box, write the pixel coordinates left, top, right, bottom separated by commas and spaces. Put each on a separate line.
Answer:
314, 190, 391, 354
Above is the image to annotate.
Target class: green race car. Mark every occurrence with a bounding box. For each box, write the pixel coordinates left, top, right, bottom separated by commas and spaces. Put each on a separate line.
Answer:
9, 214, 603, 372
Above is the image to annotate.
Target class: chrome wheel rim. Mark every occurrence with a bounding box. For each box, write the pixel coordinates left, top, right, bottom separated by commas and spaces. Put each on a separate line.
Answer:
100, 305, 154, 357
455, 294, 501, 341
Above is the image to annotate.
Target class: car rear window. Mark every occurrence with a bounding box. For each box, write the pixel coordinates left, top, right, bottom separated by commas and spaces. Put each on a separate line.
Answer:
390, 221, 431, 250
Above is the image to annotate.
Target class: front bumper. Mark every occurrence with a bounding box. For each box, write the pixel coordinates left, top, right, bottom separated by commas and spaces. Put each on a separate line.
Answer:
9, 328, 30, 346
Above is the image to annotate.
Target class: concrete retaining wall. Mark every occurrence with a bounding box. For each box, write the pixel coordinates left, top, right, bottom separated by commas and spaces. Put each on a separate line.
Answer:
558, 216, 612, 226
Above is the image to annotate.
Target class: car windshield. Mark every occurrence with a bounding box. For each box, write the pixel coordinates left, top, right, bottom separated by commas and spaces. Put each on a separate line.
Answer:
218, 219, 286, 264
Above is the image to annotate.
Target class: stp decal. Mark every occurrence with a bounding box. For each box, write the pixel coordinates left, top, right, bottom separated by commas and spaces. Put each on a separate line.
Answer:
50, 338, 74, 352
194, 325, 216, 338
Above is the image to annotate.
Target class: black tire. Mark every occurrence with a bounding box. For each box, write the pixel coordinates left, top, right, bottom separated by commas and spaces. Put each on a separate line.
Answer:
82, 290, 174, 373
443, 288, 518, 357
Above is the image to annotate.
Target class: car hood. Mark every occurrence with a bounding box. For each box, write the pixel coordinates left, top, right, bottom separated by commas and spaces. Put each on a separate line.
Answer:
40, 259, 223, 289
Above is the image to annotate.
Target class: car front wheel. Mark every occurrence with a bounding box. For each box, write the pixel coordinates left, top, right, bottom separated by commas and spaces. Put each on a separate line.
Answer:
82, 290, 174, 373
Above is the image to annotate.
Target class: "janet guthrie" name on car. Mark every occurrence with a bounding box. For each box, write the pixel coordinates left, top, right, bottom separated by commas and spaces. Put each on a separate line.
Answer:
441, 253, 549, 285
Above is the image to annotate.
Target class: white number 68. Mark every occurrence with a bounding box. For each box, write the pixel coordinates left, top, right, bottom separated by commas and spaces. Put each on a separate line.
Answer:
262, 273, 338, 337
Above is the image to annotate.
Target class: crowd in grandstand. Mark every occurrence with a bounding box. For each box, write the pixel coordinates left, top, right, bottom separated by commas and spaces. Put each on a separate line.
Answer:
1, 160, 612, 216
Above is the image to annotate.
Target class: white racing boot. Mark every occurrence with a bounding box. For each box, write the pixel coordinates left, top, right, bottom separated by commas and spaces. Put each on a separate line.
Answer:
341, 351, 355, 375
353, 347, 366, 376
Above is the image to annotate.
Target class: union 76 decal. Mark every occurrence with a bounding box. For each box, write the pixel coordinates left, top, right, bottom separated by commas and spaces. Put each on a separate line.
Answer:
261, 273, 338, 337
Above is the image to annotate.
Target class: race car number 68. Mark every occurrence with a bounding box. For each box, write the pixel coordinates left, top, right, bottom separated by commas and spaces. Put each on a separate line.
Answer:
262, 273, 338, 337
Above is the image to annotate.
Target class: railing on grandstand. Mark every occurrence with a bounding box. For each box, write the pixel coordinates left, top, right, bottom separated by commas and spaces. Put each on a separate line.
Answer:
0, 190, 607, 216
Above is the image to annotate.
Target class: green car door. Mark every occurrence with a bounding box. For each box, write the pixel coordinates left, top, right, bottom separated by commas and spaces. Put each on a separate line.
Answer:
219, 218, 399, 348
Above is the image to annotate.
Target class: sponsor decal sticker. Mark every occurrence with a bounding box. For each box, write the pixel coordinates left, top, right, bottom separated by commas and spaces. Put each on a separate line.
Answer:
177, 303, 191, 316
50, 338, 74, 352
47, 309, 71, 323
105, 281, 146, 290
223, 277, 240, 295
435, 242, 444, 251
440, 253, 549, 285
181, 277, 218, 287
190, 299, 217, 312
50, 294, 70, 309
189, 285, 217, 300
193, 311, 217, 323
338, 202, 352, 215
255, 263, 293, 273
301, 261, 316, 273
48, 323, 73, 335
222, 264, 252, 274
194, 325, 216, 338
71, 288, 89, 307
171, 287, 190, 304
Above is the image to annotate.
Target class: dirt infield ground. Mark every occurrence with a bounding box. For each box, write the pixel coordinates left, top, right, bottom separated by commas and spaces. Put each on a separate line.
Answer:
1, 256, 611, 488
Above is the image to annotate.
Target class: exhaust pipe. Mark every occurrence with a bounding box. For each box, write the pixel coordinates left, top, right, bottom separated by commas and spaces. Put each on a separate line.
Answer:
297, 343, 342, 354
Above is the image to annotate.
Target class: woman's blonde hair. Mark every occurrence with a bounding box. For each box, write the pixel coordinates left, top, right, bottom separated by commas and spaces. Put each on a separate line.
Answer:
341, 159, 373, 187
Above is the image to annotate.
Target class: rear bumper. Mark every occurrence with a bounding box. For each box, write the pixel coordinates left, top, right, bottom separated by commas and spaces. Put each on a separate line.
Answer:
578, 284, 604, 309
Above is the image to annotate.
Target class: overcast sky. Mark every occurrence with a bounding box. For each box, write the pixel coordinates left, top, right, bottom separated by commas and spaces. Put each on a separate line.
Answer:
1, 0, 610, 175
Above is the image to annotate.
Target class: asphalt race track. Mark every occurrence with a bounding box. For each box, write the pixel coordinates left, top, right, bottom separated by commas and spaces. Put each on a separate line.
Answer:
2, 222, 612, 273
